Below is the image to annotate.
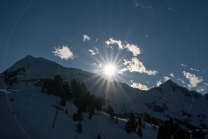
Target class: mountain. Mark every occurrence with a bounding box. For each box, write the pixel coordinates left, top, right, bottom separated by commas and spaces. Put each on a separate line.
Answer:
1, 55, 208, 136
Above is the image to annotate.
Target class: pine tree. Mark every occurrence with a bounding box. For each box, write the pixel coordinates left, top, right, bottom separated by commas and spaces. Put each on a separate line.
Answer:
115, 117, 118, 123
97, 134, 101, 139
77, 123, 82, 133
138, 126, 143, 138
60, 98, 66, 106
77, 109, 83, 121
125, 120, 131, 133
73, 113, 78, 121
143, 123, 145, 129
138, 117, 142, 127
130, 113, 136, 132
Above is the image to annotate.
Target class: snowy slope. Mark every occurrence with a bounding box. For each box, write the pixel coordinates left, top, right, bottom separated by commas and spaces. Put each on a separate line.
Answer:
0, 81, 157, 139
1, 55, 208, 130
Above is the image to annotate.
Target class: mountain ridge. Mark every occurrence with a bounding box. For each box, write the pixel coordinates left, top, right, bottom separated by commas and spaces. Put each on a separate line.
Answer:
1, 55, 208, 129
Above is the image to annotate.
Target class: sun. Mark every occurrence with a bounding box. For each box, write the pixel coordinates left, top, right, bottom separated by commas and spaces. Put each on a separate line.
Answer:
104, 64, 116, 76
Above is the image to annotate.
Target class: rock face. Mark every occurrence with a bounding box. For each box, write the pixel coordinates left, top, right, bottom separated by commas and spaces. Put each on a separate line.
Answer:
1, 55, 208, 128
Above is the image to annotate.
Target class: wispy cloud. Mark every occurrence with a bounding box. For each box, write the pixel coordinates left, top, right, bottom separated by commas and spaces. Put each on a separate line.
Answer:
118, 68, 128, 74
177, 78, 186, 86
89, 47, 99, 55
190, 68, 199, 72
105, 38, 123, 50
124, 43, 141, 56
123, 57, 158, 75
105, 38, 141, 56
182, 71, 203, 89
196, 86, 206, 93
164, 76, 171, 81
170, 73, 174, 77
133, 0, 152, 9
52, 45, 75, 60
83, 34, 90, 41
130, 80, 149, 90
156, 80, 162, 87
156, 76, 171, 87
91, 63, 102, 68
181, 64, 187, 67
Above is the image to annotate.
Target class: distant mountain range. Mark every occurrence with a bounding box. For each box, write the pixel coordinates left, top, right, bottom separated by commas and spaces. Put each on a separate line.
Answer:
1, 55, 208, 129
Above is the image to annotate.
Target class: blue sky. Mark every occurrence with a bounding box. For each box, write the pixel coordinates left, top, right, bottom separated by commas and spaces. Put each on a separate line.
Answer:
1, 0, 208, 94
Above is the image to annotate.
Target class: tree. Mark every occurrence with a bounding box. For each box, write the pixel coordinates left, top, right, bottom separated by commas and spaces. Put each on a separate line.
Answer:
130, 113, 136, 132
62, 81, 72, 100
97, 134, 101, 139
65, 109, 68, 114
73, 113, 78, 121
143, 123, 145, 129
125, 120, 131, 133
77, 109, 83, 121
106, 104, 114, 119
138, 117, 142, 127
138, 126, 143, 138
115, 117, 118, 123
60, 98, 66, 106
77, 123, 82, 133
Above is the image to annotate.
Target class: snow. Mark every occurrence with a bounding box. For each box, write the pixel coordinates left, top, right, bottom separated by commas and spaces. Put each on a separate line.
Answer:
0, 87, 157, 139
1, 55, 208, 138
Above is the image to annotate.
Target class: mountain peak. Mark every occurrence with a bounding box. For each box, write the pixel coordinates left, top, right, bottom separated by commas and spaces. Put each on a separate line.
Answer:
159, 79, 178, 89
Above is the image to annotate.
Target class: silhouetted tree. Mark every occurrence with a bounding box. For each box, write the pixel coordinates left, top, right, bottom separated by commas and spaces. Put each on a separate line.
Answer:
62, 81, 72, 100
138, 117, 142, 127
130, 113, 136, 132
60, 98, 66, 106
73, 113, 78, 121
77, 123, 82, 133
138, 126, 143, 138
115, 117, 118, 123
97, 134, 101, 139
125, 120, 131, 133
143, 123, 145, 129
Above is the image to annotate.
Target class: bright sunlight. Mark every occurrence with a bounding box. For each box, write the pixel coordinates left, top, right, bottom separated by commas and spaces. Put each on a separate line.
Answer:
104, 64, 116, 76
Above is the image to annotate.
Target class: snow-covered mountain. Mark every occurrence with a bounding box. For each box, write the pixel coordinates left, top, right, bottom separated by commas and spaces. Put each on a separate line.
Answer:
1, 55, 208, 133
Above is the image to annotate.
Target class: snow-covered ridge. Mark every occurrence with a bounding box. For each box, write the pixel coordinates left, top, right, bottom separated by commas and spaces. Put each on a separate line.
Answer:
1, 55, 208, 128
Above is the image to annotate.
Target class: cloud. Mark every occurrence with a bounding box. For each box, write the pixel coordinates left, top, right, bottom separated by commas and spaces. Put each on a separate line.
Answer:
95, 39, 99, 43
118, 68, 128, 74
181, 64, 187, 67
156, 80, 162, 87
182, 71, 203, 89
89, 47, 99, 55
130, 81, 149, 90
164, 76, 171, 81
123, 57, 158, 75
91, 63, 102, 68
170, 73, 174, 77
52, 45, 75, 60
133, 0, 152, 9
124, 43, 141, 56
177, 78, 186, 86
204, 83, 208, 86
105, 38, 141, 56
105, 38, 123, 50
190, 68, 199, 72
196, 86, 206, 93
83, 34, 90, 41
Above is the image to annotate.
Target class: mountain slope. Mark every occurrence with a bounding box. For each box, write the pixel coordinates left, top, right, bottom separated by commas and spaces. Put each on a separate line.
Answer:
1, 55, 208, 129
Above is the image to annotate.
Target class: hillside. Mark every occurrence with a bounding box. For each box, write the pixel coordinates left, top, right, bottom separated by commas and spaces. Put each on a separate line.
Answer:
0, 55, 208, 136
